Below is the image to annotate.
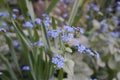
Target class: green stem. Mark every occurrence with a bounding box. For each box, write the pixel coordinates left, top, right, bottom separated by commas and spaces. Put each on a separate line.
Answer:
58, 69, 64, 80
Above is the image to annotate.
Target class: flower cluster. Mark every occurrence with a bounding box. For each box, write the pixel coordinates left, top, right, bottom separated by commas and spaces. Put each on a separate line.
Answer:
74, 42, 99, 58
52, 54, 65, 69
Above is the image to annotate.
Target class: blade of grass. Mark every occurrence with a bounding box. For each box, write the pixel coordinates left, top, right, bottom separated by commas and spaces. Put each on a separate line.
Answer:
58, 69, 64, 80
11, 19, 37, 80
25, 0, 35, 21
4, 34, 21, 75
0, 54, 18, 80
52, 17, 57, 29
17, 0, 28, 19
67, 0, 80, 26
46, 0, 59, 14
41, 22, 51, 52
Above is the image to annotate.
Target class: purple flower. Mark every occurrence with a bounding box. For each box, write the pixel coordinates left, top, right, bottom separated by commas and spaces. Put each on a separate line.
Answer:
23, 21, 33, 28
48, 30, 59, 38
32, 42, 44, 47
94, 50, 100, 58
74, 41, 79, 47
61, 35, 68, 42
93, 6, 99, 11
13, 8, 19, 13
74, 27, 84, 34
85, 49, 94, 56
2, 22, 7, 27
117, 1, 120, 5
0, 11, 9, 17
78, 45, 86, 53
22, 66, 30, 71
68, 33, 74, 38
117, 6, 120, 11
13, 41, 19, 47
0, 28, 6, 32
60, 0, 73, 3
107, 7, 113, 12
52, 54, 65, 69
34, 18, 41, 24
12, 14, 17, 19
85, 15, 90, 19
64, 25, 74, 32
89, 78, 98, 80
62, 13, 68, 18
100, 22, 108, 33
86, 5, 90, 11
20, 15, 25, 20
0, 72, 3, 76
91, 3, 99, 11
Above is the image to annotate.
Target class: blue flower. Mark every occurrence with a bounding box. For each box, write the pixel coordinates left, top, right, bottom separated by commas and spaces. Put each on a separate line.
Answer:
85, 15, 90, 19
73, 41, 79, 47
74, 27, 84, 34
64, 25, 74, 32
12, 14, 17, 19
94, 50, 100, 58
91, 4, 99, 12
0, 11, 9, 17
107, 7, 113, 12
57, 61, 64, 69
13, 41, 19, 47
68, 33, 74, 38
117, 6, 120, 11
32, 42, 44, 47
117, 1, 120, 5
52, 54, 65, 69
0, 28, 6, 32
22, 66, 30, 71
60, 0, 73, 3
20, 15, 25, 20
13, 8, 19, 13
85, 49, 94, 56
23, 21, 33, 28
34, 18, 41, 24
48, 30, 59, 38
62, 13, 68, 18
43, 16, 52, 27
61, 35, 68, 42
1, 22, 7, 27
0, 72, 3, 76
78, 45, 86, 53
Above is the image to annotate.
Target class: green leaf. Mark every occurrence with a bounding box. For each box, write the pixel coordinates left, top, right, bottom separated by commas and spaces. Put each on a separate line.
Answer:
52, 17, 57, 30
68, 0, 81, 26
0, 54, 18, 80
11, 19, 37, 80
65, 47, 73, 53
63, 59, 74, 77
17, 0, 28, 19
46, 0, 59, 14
41, 22, 51, 51
4, 34, 21, 74
58, 69, 64, 80
25, 0, 35, 21
33, 28, 39, 42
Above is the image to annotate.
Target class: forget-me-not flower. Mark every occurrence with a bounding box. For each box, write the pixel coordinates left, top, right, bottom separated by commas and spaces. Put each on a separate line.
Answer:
34, 18, 41, 25
23, 21, 33, 28
78, 45, 86, 53
52, 54, 65, 69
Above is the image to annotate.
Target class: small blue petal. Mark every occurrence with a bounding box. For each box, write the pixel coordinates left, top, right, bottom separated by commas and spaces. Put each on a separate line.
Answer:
22, 66, 30, 71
